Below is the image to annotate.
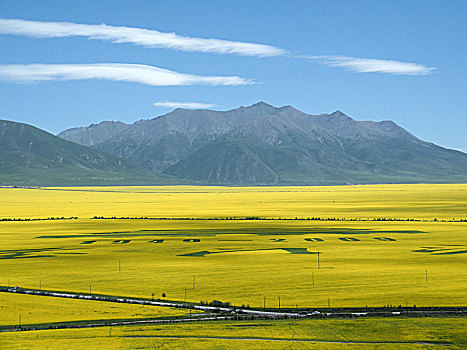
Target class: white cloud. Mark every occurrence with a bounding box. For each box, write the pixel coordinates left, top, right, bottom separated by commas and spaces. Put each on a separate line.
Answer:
0, 18, 286, 57
0, 63, 253, 86
153, 101, 216, 109
307, 55, 435, 75
0, 19, 436, 76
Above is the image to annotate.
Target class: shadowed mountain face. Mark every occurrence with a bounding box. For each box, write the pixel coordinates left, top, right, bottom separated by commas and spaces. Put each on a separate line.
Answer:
0, 120, 172, 186
57, 121, 129, 146
50, 101, 467, 185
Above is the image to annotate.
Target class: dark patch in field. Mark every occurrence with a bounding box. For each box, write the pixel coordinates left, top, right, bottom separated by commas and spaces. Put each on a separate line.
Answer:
36, 231, 215, 239
183, 239, 200, 243
270, 238, 286, 242
57, 252, 87, 255
413, 245, 467, 255
96, 231, 130, 235
281, 248, 314, 254
35, 227, 426, 240
178, 248, 315, 257
148, 239, 164, 243
338, 237, 360, 242
413, 249, 439, 253
0, 247, 83, 259
94, 231, 130, 235
0, 254, 55, 259
372, 230, 424, 234
112, 240, 131, 244
432, 250, 467, 255
37, 233, 209, 239
304, 238, 323, 242
179, 250, 212, 257
80, 241, 96, 244
254, 228, 425, 235
373, 237, 396, 241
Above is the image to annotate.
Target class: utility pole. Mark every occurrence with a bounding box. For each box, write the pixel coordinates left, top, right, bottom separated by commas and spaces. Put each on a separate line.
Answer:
278, 296, 281, 310
317, 251, 320, 269
312, 270, 315, 286
184, 289, 187, 303
193, 276, 196, 290
425, 270, 428, 283
263, 296, 266, 309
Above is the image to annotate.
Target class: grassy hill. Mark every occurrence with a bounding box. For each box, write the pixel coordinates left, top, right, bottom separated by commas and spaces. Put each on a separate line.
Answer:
0, 119, 175, 186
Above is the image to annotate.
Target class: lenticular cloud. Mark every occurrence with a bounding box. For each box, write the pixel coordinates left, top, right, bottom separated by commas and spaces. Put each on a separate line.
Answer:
0, 18, 286, 57
0, 18, 436, 76
0, 63, 253, 86
306, 55, 435, 76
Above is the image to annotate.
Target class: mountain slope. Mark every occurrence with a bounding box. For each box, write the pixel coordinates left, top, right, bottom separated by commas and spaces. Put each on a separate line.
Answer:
0, 119, 172, 186
312, 110, 422, 142
55, 102, 467, 185
95, 102, 290, 172
58, 121, 129, 146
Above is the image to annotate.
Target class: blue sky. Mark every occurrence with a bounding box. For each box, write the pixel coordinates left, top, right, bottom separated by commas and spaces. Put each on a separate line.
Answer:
0, 0, 466, 151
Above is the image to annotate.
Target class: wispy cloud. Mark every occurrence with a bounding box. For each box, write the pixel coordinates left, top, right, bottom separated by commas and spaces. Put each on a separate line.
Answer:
0, 19, 436, 76
306, 55, 435, 75
0, 18, 286, 57
0, 63, 253, 86
154, 101, 216, 109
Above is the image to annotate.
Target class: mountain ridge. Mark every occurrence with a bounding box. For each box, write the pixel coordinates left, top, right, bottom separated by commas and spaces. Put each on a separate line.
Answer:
5, 102, 467, 185
57, 120, 129, 146
0, 119, 174, 186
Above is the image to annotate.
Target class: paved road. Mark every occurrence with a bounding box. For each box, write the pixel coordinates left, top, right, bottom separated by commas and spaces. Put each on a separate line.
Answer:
1, 286, 465, 322
1, 287, 303, 317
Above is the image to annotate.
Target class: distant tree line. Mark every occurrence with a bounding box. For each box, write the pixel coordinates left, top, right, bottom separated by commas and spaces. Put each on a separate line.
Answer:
90, 216, 467, 223
0, 217, 78, 222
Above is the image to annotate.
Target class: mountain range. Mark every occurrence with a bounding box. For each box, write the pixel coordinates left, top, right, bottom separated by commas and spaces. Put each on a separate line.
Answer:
0, 119, 171, 186
2, 102, 467, 186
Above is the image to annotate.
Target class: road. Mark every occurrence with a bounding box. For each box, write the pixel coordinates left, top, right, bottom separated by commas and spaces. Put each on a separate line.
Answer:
0, 285, 464, 331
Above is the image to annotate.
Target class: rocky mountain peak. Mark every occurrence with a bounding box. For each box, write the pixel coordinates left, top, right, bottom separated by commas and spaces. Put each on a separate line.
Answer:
51, 102, 467, 185
329, 110, 352, 120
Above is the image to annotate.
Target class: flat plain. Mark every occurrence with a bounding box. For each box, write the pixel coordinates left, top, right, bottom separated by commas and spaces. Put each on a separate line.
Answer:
1, 318, 466, 349
0, 184, 466, 348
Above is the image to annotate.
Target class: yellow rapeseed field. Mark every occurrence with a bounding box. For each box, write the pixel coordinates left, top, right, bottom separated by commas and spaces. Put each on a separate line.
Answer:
1, 183, 466, 220
1, 318, 466, 349
0, 292, 189, 326
0, 184, 466, 315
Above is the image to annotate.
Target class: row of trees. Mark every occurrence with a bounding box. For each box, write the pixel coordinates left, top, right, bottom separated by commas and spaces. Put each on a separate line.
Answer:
90, 216, 467, 222
0, 216, 77, 222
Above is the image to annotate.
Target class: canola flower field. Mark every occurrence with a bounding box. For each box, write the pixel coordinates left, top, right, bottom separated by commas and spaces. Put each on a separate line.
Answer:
0, 292, 189, 326
1, 317, 466, 349
0, 184, 466, 348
